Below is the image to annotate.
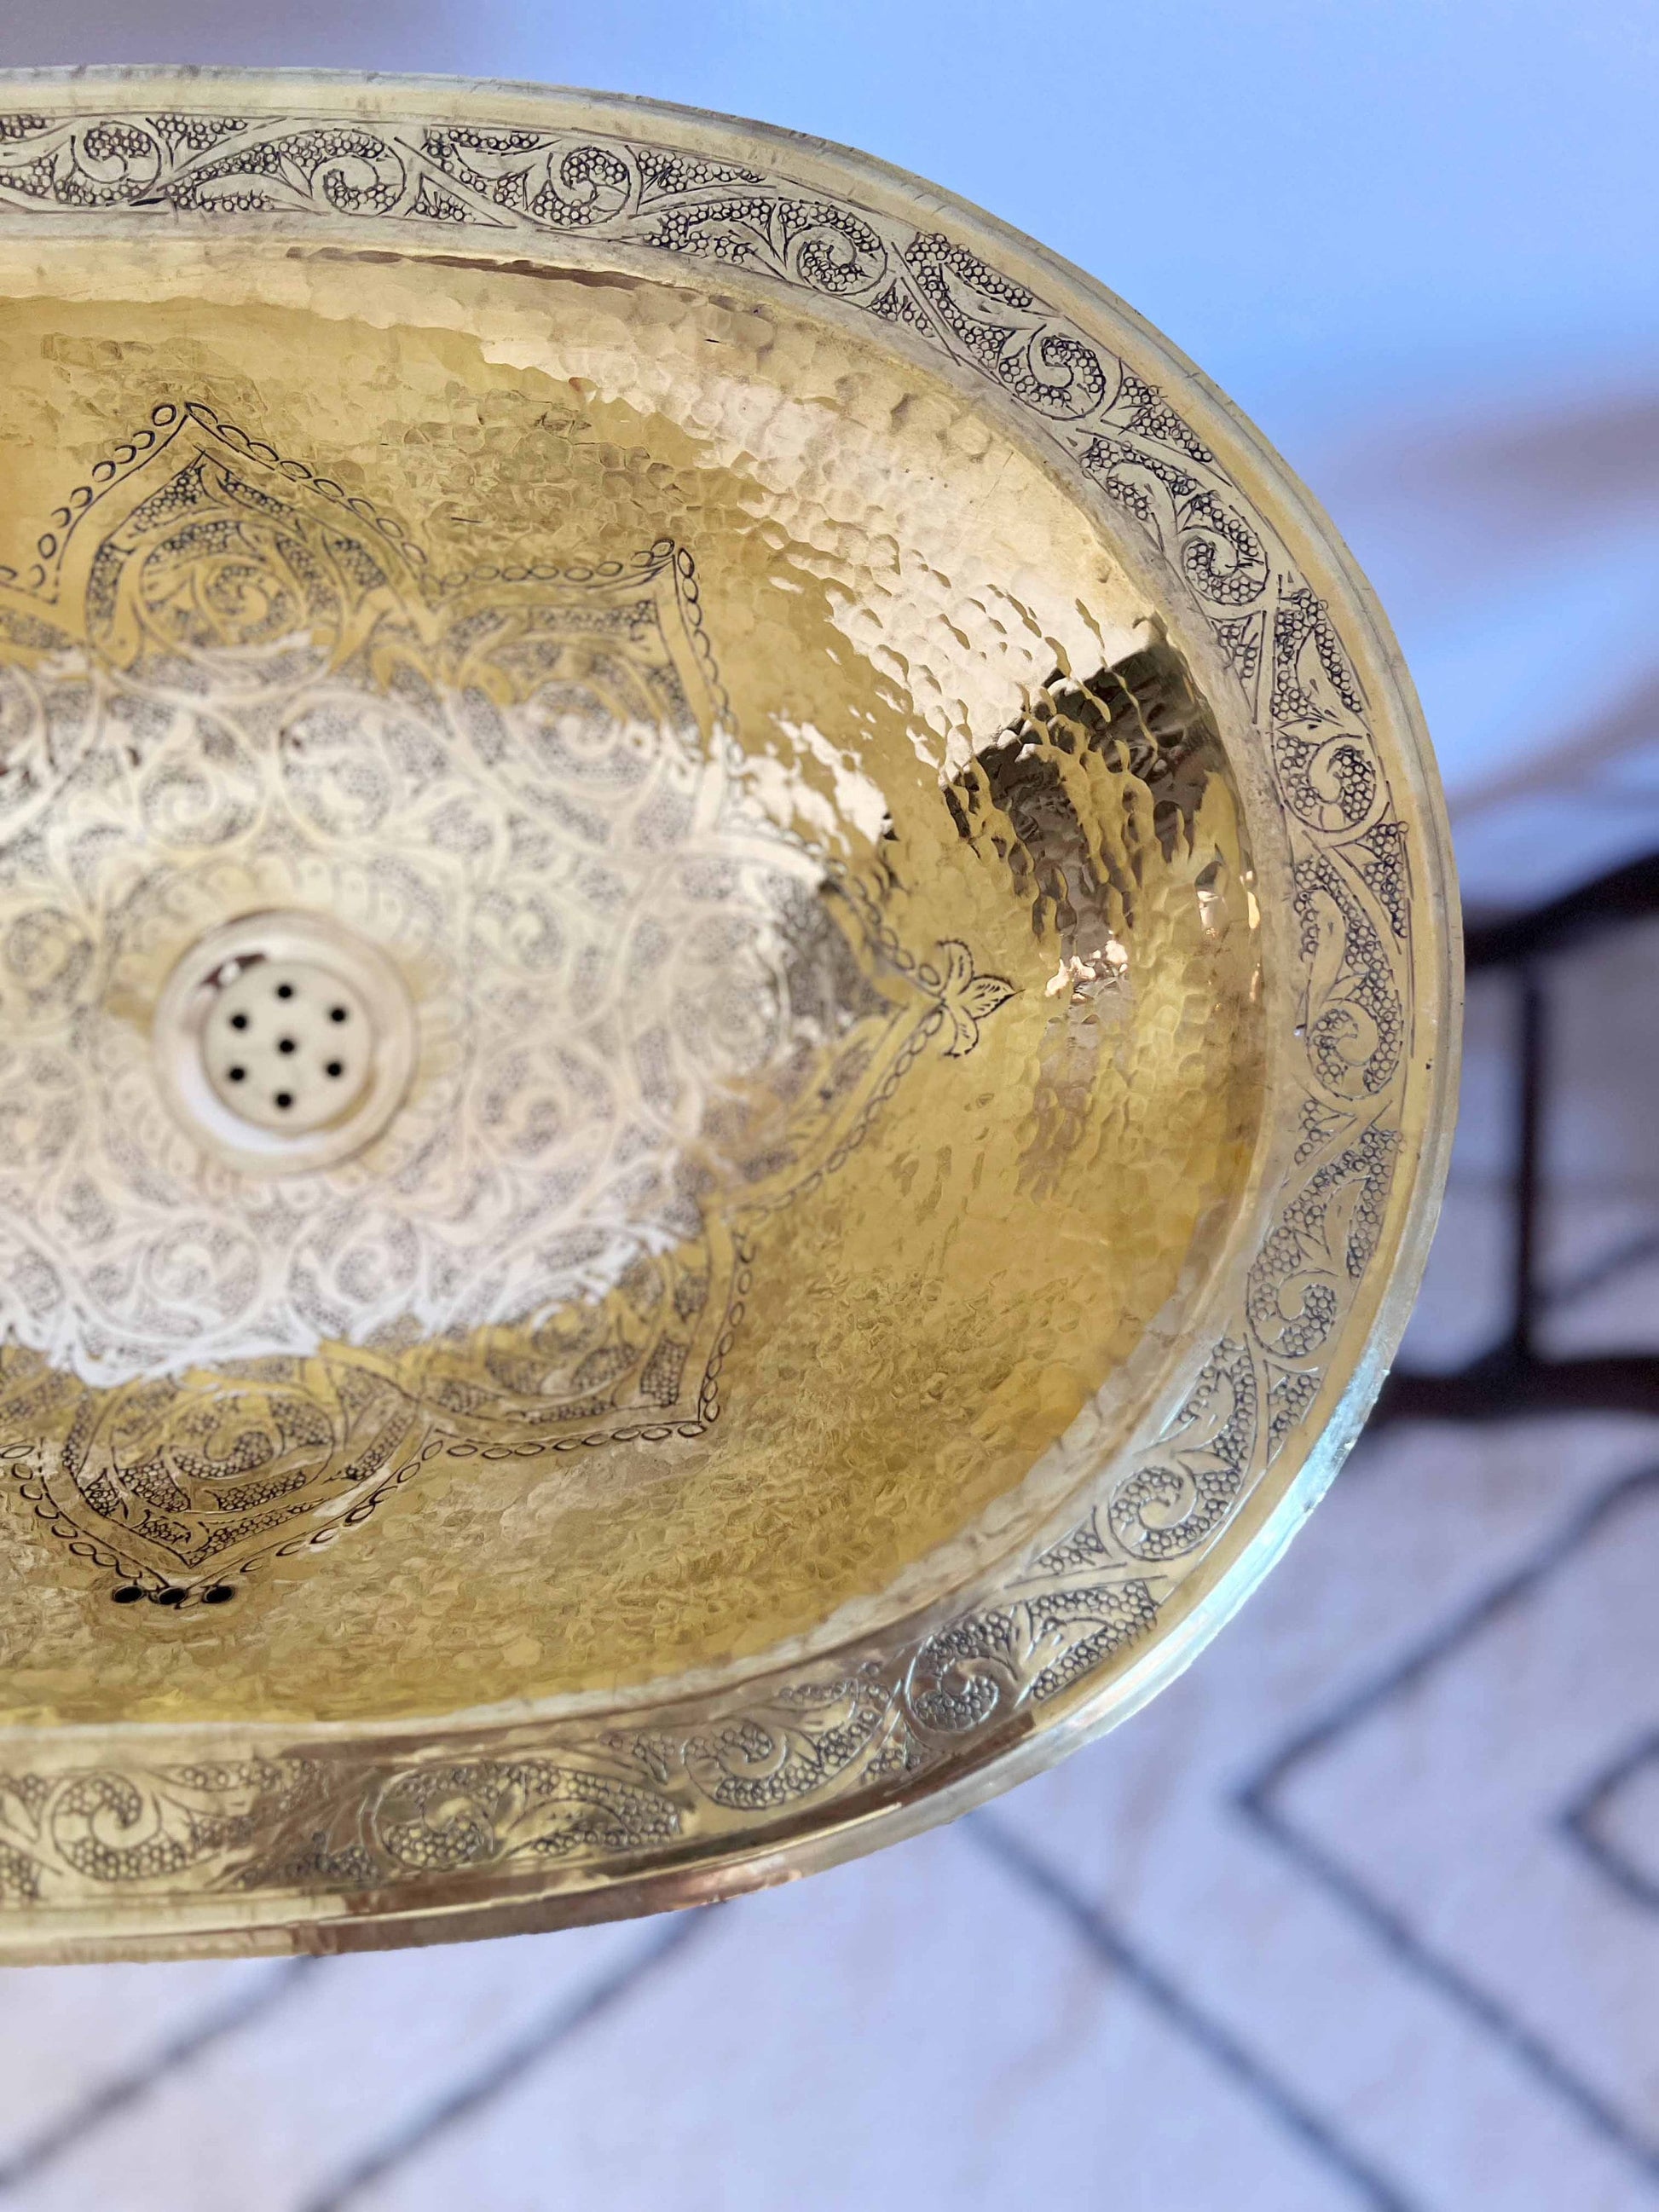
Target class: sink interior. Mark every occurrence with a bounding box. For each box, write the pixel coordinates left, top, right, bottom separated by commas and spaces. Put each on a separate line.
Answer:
0, 247, 1263, 1727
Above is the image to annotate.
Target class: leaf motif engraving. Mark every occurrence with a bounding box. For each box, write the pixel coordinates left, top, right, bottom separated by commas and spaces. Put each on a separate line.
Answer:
933, 939, 1017, 1056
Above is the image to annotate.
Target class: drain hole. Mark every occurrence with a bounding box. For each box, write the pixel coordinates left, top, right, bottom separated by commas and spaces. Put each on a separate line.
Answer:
162, 914, 412, 1165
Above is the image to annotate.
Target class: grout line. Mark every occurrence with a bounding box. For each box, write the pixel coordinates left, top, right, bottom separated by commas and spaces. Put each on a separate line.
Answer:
299, 1910, 713, 2212
1558, 1729, 1659, 1914
1241, 1464, 1659, 1810
1243, 1786, 1659, 2186
965, 1811, 1417, 2212
0, 1955, 322, 2194
1237, 1460, 1659, 2185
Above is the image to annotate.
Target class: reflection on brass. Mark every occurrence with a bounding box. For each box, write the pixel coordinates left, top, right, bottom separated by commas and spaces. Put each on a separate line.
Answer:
0, 74, 1456, 1959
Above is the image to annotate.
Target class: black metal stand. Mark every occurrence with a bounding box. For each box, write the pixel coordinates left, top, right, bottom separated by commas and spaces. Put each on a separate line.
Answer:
1372, 852, 1659, 1427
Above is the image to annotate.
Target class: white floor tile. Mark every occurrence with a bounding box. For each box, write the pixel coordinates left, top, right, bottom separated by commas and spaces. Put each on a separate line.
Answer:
0, 1923, 655, 2212
344, 1827, 1366, 2212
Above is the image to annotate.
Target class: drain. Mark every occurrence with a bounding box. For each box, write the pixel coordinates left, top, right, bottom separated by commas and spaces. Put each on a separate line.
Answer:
206, 957, 375, 1133
154, 911, 416, 1174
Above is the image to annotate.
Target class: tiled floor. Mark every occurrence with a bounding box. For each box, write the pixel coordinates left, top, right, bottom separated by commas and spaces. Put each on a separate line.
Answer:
0, 927, 1656, 2208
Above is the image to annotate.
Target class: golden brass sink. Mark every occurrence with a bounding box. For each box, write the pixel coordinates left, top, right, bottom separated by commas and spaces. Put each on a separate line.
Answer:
0, 69, 1457, 1958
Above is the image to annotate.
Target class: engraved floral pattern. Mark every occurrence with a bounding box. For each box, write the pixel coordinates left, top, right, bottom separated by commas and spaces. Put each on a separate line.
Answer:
0, 404, 1014, 1597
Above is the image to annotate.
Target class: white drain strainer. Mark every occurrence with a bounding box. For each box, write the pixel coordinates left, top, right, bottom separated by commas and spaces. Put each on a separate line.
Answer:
153, 910, 417, 1175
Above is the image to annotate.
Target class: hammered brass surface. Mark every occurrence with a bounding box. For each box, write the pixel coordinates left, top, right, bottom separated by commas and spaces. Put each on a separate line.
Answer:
0, 74, 1454, 1957
0, 268, 1260, 1725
